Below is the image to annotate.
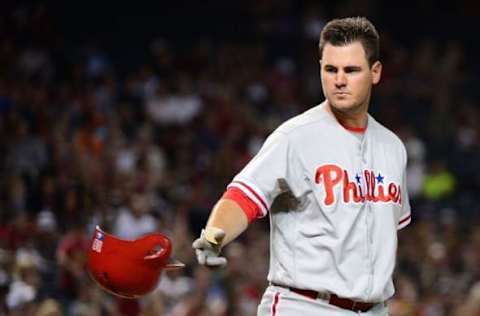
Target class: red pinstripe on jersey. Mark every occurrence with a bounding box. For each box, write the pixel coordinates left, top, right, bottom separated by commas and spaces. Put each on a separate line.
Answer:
271, 292, 280, 316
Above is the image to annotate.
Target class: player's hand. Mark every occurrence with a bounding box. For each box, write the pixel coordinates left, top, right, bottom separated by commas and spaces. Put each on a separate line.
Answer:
192, 227, 227, 268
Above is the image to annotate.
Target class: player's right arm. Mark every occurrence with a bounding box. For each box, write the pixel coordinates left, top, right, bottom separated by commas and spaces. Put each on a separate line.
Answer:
192, 198, 249, 267
193, 130, 300, 267
205, 198, 249, 245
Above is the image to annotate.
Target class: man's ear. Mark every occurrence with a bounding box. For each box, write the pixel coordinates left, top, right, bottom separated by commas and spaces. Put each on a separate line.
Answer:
371, 61, 382, 85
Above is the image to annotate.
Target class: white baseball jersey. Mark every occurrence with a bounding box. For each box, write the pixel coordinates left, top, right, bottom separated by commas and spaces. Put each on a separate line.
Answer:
228, 101, 411, 303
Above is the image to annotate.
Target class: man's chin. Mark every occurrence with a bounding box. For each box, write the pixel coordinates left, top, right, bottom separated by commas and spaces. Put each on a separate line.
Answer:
328, 100, 368, 117
329, 101, 356, 112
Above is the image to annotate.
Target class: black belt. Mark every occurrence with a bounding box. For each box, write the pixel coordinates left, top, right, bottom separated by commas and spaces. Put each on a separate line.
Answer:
271, 283, 377, 313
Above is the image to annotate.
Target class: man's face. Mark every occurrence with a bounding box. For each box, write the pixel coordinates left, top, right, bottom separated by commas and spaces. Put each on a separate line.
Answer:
320, 41, 381, 115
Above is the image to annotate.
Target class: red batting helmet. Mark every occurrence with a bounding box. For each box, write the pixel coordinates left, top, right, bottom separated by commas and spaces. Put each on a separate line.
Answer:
87, 226, 184, 298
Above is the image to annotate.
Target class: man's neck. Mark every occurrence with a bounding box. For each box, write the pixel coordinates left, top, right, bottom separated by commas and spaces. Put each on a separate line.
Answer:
326, 102, 369, 129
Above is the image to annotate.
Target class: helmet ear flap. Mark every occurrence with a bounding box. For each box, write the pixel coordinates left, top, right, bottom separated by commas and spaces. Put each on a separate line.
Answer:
86, 226, 183, 298
142, 239, 185, 269
144, 243, 168, 260
138, 233, 172, 263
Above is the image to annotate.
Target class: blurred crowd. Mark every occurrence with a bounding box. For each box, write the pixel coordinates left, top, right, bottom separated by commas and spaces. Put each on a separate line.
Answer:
1, 1, 479, 316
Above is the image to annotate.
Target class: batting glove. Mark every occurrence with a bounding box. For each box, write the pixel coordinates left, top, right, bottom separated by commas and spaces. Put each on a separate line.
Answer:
192, 227, 227, 267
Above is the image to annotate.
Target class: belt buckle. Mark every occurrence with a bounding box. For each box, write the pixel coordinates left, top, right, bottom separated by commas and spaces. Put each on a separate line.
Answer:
351, 301, 357, 311
317, 291, 330, 301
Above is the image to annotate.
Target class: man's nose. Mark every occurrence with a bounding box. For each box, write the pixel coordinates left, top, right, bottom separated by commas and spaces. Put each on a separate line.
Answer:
335, 72, 347, 87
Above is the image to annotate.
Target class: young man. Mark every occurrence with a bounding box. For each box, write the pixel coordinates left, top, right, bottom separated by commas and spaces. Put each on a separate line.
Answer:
193, 17, 411, 315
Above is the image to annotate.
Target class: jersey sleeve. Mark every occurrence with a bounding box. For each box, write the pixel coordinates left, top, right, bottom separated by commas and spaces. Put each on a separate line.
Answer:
397, 145, 411, 230
227, 131, 306, 219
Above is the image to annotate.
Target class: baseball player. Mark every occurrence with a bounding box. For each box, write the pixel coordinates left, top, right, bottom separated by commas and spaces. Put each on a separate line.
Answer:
193, 17, 411, 315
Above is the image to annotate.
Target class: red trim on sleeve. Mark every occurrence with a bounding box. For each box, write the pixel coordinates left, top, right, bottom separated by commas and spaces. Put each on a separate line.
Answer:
398, 214, 411, 225
397, 212, 412, 230
222, 187, 262, 224
231, 180, 269, 213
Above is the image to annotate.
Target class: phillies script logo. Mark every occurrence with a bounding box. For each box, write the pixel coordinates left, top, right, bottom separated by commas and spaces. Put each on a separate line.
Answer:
314, 164, 401, 206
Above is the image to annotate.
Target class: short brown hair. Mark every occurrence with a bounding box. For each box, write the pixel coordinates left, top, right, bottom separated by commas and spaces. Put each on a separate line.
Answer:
318, 17, 380, 66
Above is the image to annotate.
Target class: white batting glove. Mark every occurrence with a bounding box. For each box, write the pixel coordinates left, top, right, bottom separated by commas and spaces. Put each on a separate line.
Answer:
192, 227, 227, 267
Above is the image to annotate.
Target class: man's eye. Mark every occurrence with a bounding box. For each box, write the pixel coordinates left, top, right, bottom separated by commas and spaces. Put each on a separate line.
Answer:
345, 68, 360, 73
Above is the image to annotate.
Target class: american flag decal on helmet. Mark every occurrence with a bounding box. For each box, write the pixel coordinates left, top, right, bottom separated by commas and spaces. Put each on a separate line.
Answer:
96, 232, 104, 241
92, 231, 104, 253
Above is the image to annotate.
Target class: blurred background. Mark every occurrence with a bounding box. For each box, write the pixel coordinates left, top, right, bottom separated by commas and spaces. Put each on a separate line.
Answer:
1, 0, 480, 315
